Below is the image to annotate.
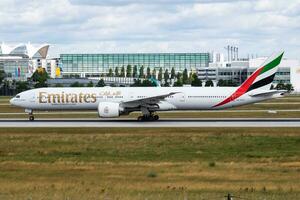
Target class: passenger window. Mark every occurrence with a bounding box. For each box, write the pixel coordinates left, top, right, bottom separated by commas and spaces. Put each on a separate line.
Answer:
16, 95, 20, 98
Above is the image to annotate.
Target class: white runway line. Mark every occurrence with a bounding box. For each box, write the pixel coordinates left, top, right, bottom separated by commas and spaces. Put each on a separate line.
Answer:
255, 102, 300, 104
0, 118, 300, 127
1, 109, 300, 115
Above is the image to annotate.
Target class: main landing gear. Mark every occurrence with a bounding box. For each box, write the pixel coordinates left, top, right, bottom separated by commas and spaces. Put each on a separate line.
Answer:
137, 113, 159, 121
137, 107, 159, 121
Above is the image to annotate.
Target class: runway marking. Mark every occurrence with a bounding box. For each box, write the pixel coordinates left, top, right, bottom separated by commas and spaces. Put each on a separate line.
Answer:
0, 118, 300, 127
0, 109, 300, 115
255, 102, 300, 104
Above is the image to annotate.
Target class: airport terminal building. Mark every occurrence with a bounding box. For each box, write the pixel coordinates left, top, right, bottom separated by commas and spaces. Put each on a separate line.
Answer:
60, 52, 298, 88
0, 43, 57, 81
198, 57, 294, 86
60, 53, 210, 78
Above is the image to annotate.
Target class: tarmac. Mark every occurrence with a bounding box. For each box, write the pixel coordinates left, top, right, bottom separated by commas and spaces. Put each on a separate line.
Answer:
0, 118, 300, 127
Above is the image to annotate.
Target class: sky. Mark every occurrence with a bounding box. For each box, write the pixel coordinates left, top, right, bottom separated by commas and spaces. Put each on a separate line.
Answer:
0, 0, 299, 59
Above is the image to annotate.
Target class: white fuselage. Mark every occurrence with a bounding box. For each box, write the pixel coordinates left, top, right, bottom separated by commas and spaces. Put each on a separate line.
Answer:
10, 87, 279, 113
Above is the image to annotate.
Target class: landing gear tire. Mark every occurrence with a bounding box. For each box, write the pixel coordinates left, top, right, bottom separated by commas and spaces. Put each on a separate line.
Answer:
137, 114, 159, 121
29, 115, 34, 121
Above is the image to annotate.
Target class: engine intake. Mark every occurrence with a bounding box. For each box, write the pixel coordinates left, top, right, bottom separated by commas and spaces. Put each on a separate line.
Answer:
98, 102, 122, 118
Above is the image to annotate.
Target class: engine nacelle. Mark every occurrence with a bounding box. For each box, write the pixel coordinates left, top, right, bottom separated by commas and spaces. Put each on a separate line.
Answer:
98, 102, 122, 118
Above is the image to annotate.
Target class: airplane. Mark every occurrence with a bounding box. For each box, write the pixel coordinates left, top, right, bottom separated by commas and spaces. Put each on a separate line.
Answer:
10, 51, 286, 121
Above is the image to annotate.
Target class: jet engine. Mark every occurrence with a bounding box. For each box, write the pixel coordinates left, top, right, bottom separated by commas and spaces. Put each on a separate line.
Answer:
98, 102, 123, 118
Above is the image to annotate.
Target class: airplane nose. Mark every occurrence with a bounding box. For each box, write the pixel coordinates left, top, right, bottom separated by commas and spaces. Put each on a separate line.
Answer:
9, 98, 14, 105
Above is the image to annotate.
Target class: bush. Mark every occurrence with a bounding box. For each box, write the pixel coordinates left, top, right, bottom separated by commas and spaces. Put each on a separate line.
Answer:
209, 161, 216, 167
70, 82, 84, 87
87, 81, 94, 87
131, 79, 156, 87
96, 79, 106, 87
205, 80, 214, 87
54, 83, 63, 87
147, 171, 157, 178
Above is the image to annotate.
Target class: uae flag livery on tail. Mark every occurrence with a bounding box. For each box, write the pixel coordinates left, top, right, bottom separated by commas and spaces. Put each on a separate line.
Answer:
213, 51, 284, 108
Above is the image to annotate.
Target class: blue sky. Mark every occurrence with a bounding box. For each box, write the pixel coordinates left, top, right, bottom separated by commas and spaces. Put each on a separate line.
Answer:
0, 0, 299, 59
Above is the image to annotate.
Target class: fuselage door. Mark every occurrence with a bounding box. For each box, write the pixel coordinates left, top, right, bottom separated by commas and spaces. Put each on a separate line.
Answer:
129, 91, 134, 100
179, 92, 186, 103
30, 93, 35, 103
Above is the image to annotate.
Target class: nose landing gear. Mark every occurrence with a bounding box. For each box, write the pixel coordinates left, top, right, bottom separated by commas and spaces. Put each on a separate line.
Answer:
29, 115, 34, 121
25, 109, 34, 121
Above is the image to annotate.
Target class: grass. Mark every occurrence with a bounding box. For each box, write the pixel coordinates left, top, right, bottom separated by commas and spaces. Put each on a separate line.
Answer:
0, 128, 299, 199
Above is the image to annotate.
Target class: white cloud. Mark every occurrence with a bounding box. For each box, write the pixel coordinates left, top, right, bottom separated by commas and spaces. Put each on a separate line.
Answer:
0, 0, 299, 59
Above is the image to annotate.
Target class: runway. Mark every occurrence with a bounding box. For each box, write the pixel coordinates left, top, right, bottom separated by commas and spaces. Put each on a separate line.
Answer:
1, 118, 300, 127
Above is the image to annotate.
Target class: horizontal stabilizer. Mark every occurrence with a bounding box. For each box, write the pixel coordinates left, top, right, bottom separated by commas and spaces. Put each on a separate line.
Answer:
249, 90, 287, 97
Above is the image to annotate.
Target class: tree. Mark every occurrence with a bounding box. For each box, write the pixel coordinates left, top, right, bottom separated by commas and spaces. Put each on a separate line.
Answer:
227, 80, 237, 86
164, 69, 169, 83
31, 68, 48, 88
205, 80, 214, 87
0, 80, 11, 96
87, 81, 94, 87
152, 69, 157, 79
141, 79, 156, 87
139, 66, 144, 78
133, 65, 138, 78
191, 73, 202, 87
16, 81, 29, 93
189, 72, 193, 83
163, 82, 170, 87
176, 72, 182, 81
108, 68, 113, 77
146, 67, 151, 79
120, 66, 125, 77
0, 70, 6, 84
96, 79, 106, 87
115, 67, 119, 77
126, 65, 132, 77
171, 67, 176, 79
217, 79, 225, 87
182, 68, 189, 84
217, 79, 237, 87
158, 68, 163, 81
131, 79, 141, 87
173, 79, 183, 87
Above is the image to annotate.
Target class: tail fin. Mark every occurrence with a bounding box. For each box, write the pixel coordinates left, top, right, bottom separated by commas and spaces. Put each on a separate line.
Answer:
246, 51, 284, 92
233, 51, 284, 96
213, 52, 284, 108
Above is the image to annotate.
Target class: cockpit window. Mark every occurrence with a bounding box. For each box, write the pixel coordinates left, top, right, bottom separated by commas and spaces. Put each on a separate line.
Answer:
16, 95, 20, 99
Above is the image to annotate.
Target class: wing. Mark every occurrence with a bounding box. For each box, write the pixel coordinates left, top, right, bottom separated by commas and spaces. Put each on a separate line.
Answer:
121, 92, 179, 108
